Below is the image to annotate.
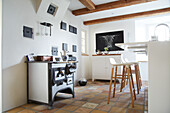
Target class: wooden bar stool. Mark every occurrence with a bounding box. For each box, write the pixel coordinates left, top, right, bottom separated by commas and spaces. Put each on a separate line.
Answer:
121, 54, 142, 94
134, 63, 142, 91
129, 62, 142, 94
107, 58, 136, 108
121, 59, 142, 94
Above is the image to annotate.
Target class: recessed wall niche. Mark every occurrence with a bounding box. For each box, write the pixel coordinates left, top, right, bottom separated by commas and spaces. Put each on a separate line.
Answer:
47, 3, 58, 16
60, 21, 67, 31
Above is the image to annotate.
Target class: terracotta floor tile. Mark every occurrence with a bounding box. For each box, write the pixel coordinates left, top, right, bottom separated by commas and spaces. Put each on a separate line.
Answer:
94, 96, 106, 100
80, 98, 90, 101
129, 104, 144, 110
127, 109, 143, 113
119, 96, 131, 100
117, 97, 130, 102
5, 80, 148, 113
88, 99, 103, 104
21, 104, 36, 108
100, 101, 115, 106
74, 96, 84, 100
18, 109, 35, 113
74, 107, 93, 113
62, 105, 79, 111
82, 102, 98, 109
145, 100, 148, 106
7, 107, 25, 113
109, 107, 127, 113
40, 108, 58, 113
98, 93, 108, 96
114, 102, 129, 108
54, 109, 71, 113
137, 97, 144, 101
91, 110, 107, 113
84, 94, 95, 98
107, 97, 118, 102
96, 104, 111, 111
134, 100, 144, 105
122, 93, 131, 97
31, 105, 48, 111
60, 99, 74, 104
145, 105, 148, 111
71, 101, 86, 106
53, 102, 67, 108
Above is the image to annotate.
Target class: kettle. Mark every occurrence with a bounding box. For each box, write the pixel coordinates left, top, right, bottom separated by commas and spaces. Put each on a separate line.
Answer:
60, 51, 67, 61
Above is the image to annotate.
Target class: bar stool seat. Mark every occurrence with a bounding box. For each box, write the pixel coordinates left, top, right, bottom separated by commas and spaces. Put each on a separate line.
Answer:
107, 58, 136, 108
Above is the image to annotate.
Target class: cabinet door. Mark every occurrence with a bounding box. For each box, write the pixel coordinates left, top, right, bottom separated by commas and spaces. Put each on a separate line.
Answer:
29, 63, 49, 103
92, 57, 106, 79
105, 58, 113, 80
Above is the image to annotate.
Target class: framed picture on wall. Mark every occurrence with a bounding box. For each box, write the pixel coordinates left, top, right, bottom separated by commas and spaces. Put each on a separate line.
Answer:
72, 45, 77, 52
69, 25, 74, 33
69, 25, 77, 34
23, 26, 33, 39
62, 43, 68, 51
60, 21, 67, 30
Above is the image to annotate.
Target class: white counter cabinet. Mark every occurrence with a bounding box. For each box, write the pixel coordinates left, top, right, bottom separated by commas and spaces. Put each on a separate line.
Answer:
148, 41, 170, 113
116, 41, 170, 113
92, 55, 121, 81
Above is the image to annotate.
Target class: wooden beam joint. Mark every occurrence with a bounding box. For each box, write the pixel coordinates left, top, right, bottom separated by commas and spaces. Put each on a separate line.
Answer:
79, 0, 95, 10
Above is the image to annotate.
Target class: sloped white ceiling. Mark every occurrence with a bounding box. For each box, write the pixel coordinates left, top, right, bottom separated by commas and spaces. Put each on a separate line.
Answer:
36, 0, 70, 25
69, 0, 118, 10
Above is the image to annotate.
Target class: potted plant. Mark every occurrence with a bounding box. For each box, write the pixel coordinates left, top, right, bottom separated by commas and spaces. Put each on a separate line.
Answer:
104, 47, 109, 54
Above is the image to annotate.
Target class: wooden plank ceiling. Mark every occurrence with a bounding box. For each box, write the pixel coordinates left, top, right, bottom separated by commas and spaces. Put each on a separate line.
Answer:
74, 0, 170, 25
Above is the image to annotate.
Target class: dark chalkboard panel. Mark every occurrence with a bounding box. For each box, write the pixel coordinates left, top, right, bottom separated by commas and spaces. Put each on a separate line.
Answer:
96, 31, 124, 52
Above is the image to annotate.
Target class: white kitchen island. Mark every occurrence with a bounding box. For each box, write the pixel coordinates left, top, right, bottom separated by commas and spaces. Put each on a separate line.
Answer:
116, 41, 170, 113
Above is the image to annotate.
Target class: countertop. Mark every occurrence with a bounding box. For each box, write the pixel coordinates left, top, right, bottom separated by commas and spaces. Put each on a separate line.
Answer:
25, 61, 78, 64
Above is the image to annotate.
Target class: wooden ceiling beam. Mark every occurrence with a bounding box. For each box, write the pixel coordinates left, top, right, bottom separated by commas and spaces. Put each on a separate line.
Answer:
84, 7, 170, 25
73, 0, 156, 16
79, 0, 95, 10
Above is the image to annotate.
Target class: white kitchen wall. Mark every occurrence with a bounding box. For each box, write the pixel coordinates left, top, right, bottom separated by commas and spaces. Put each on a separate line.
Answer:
0, 0, 2, 112
2, 0, 87, 111
135, 14, 170, 42
135, 14, 170, 81
88, 19, 136, 78
81, 56, 91, 79
81, 26, 91, 80
89, 20, 136, 54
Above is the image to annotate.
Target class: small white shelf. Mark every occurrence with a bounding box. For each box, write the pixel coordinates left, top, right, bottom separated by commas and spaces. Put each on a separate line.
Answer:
116, 42, 148, 49
116, 42, 148, 54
